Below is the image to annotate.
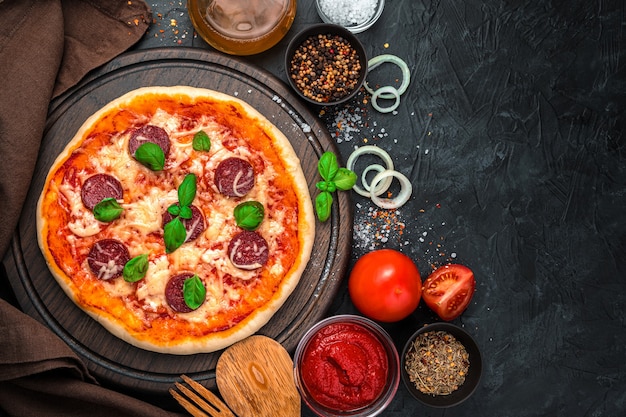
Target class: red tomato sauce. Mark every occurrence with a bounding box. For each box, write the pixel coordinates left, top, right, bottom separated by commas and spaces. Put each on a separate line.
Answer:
300, 322, 389, 411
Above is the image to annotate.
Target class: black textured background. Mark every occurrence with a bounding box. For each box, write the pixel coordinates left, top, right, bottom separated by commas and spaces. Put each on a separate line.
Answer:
16, 0, 626, 415
139, 1, 626, 415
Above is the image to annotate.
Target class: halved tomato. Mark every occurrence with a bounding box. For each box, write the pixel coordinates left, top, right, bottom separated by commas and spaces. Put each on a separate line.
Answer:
422, 264, 475, 321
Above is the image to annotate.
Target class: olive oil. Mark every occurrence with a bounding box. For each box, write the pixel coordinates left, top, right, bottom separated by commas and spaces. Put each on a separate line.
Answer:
188, 0, 296, 56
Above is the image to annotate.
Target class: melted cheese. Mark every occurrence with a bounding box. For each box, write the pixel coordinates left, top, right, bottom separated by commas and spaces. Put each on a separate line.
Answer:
118, 188, 176, 235
135, 255, 170, 312
46, 98, 304, 331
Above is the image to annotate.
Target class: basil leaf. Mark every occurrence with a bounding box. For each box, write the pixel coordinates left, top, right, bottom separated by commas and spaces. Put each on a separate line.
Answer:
167, 204, 180, 216
318, 151, 339, 182
316, 181, 327, 191
183, 274, 206, 310
234, 201, 264, 231
164, 217, 187, 253
333, 168, 357, 191
316, 181, 337, 192
178, 173, 197, 208
179, 205, 193, 220
192, 130, 211, 152
135, 142, 165, 171
123, 254, 149, 283
93, 198, 123, 222
315, 191, 333, 222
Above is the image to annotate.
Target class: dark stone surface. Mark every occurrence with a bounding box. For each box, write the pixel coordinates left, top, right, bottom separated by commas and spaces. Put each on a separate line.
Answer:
142, 0, 626, 415
3, 0, 620, 415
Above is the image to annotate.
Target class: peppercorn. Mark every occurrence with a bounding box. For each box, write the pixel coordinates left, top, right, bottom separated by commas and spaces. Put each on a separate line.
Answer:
289, 33, 362, 103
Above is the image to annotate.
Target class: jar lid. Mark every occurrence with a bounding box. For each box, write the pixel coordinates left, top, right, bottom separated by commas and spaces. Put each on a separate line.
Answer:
205, 0, 291, 40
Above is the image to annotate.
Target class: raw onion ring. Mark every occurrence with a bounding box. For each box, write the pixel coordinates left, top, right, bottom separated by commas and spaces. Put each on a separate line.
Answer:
361, 164, 388, 196
364, 54, 411, 99
347, 146, 394, 197
371, 85, 401, 113
369, 169, 413, 209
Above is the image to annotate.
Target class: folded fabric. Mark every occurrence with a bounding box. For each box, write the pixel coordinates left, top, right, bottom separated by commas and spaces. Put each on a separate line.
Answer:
0, 0, 183, 415
0, 0, 153, 256
0, 298, 184, 417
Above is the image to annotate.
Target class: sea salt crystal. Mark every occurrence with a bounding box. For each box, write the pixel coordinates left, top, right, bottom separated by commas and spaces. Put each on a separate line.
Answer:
319, 0, 378, 26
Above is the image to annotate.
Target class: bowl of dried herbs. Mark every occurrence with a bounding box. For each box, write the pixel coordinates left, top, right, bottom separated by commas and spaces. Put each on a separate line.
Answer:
401, 322, 482, 407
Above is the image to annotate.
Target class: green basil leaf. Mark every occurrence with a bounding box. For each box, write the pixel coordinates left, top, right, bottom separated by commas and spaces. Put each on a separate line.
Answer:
135, 142, 165, 171
167, 204, 180, 216
178, 173, 197, 208
164, 217, 187, 253
192, 130, 211, 152
315, 191, 333, 222
123, 254, 149, 283
183, 274, 206, 310
316, 181, 336, 192
316, 181, 327, 191
234, 201, 264, 231
93, 198, 123, 222
179, 205, 193, 220
318, 151, 339, 182
332, 168, 357, 191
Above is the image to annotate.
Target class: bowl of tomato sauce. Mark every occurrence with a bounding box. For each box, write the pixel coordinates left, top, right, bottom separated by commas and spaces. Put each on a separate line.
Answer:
293, 315, 400, 417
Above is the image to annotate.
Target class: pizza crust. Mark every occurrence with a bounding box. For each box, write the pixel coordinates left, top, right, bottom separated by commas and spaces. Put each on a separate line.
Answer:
37, 86, 315, 354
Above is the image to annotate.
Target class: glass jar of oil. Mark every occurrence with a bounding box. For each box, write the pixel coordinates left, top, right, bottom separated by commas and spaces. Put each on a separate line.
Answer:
188, 0, 297, 56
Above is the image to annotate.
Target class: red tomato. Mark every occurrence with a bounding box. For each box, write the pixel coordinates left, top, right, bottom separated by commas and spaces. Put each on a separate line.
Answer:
422, 264, 475, 321
348, 249, 422, 322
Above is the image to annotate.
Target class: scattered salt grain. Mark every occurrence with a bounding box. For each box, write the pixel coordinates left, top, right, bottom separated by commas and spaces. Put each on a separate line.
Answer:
353, 206, 406, 251
318, 0, 378, 27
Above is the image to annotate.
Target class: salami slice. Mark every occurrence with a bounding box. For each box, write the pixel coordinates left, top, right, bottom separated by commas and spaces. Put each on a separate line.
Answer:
128, 125, 171, 157
214, 157, 255, 197
228, 230, 269, 270
81, 174, 123, 211
162, 205, 206, 242
87, 239, 130, 280
165, 272, 196, 313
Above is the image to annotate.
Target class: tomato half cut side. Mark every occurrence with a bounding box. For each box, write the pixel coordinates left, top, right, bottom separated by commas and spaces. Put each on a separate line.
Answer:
422, 264, 476, 321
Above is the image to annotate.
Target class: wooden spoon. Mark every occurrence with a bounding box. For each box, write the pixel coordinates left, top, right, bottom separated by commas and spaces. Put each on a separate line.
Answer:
216, 335, 301, 417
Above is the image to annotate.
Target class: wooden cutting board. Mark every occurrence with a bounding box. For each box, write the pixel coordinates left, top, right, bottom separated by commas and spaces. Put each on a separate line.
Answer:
216, 335, 300, 417
3, 48, 352, 405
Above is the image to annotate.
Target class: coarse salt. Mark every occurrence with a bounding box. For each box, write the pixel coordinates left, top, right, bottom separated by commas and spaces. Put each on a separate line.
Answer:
319, 0, 378, 26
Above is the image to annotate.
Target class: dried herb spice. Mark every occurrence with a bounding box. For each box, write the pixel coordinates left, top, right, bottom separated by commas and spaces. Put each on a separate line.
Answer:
404, 330, 470, 395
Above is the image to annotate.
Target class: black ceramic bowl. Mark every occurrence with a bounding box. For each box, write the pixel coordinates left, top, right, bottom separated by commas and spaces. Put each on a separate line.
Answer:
285, 24, 367, 106
401, 322, 482, 408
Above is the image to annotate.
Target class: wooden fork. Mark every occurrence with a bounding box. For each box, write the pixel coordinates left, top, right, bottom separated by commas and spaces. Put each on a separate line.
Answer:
169, 374, 236, 417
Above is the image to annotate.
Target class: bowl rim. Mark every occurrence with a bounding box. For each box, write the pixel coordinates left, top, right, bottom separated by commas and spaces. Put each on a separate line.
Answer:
293, 314, 400, 416
400, 322, 483, 408
284, 23, 368, 106
315, 0, 385, 34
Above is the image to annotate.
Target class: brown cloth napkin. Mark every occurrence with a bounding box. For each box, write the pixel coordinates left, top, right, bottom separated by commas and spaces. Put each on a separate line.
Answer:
0, 0, 184, 415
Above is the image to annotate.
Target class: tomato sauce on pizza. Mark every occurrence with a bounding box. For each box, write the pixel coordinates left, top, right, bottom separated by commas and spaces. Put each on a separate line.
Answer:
37, 86, 315, 354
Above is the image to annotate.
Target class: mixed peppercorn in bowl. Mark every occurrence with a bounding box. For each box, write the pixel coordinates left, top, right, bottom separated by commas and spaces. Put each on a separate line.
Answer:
285, 24, 367, 105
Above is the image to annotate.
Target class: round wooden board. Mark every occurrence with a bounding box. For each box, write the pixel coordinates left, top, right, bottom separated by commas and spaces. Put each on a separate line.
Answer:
7, 48, 352, 401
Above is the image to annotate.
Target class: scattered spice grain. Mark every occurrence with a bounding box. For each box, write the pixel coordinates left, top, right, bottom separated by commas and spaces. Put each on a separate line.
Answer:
289, 33, 362, 103
318, 0, 378, 27
404, 330, 470, 395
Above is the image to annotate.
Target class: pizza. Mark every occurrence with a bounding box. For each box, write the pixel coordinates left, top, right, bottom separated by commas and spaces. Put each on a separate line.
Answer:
36, 86, 315, 355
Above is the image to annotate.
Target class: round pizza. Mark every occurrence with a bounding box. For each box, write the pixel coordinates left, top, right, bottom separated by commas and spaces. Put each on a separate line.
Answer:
36, 86, 315, 355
